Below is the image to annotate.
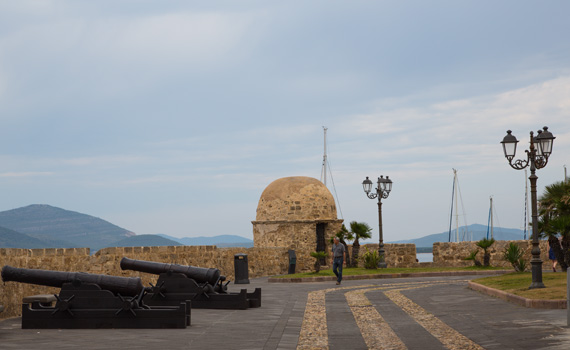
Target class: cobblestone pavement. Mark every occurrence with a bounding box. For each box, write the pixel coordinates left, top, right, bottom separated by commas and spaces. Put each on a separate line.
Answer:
0, 275, 568, 350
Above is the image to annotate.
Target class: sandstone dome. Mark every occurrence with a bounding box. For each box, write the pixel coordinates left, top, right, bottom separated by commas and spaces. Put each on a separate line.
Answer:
255, 176, 337, 221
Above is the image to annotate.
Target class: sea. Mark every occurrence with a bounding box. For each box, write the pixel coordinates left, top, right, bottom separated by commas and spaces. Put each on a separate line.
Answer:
416, 253, 433, 263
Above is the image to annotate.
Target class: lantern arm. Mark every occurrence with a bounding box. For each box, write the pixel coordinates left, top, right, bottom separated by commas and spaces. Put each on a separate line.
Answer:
534, 154, 549, 170
507, 150, 530, 170
366, 191, 379, 200
381, 190, 390, 199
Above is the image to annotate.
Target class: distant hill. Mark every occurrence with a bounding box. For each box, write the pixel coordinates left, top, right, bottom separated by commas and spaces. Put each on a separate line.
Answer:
0, 225, 53, 248
0, 204, 135, 250
109, 234, 182, 248
390, 223, 527, 247
157, 234, 254, 248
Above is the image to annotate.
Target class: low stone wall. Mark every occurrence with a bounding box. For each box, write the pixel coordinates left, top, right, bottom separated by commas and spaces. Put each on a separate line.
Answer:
433, 240, 549, 267
350, 243, 418, 268
0, 245, 306, 319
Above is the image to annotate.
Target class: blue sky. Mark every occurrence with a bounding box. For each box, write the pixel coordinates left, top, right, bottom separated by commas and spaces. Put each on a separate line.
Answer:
0, 1, 569, 243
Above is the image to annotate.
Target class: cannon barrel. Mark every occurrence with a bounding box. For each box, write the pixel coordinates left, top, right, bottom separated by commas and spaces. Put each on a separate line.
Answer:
1, 265, 144, 297
120, 257, 221, 285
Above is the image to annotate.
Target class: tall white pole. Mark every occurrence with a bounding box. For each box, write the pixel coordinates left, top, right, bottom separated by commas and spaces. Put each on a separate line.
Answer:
490, 197, 494, 239
454, 169, 459, 242
526, 169, 532, 239
321, 127, 328, 186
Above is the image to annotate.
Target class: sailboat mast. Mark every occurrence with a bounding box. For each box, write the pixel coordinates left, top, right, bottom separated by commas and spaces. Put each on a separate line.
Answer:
490, 197, 494, 239
525, 169, 530, 240
321, 127, 328, 186
448, 169, 456, 242
455, 169, 459, 242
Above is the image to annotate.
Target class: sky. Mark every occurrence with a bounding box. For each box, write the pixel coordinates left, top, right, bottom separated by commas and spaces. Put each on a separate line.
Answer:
0, 1, 569, 244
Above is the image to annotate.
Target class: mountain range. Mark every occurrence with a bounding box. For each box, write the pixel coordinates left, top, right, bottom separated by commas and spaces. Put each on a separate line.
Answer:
389, 223, 527, 248
0, 204, 253, 250
157, 234, 254, 248
1, 205, 528, 251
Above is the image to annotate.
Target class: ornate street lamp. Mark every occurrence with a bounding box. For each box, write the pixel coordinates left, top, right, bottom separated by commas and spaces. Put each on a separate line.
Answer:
501, 126, 555, 289
362, 175, 392, 268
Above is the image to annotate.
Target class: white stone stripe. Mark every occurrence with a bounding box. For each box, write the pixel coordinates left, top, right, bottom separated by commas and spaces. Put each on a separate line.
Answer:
384, 288, 484, 350
297, 289, 328, 350
345, 288, 407, 350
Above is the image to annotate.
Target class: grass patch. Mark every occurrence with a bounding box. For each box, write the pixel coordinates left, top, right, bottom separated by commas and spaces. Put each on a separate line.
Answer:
272, 266, 504, 279
473, 272, 568, 300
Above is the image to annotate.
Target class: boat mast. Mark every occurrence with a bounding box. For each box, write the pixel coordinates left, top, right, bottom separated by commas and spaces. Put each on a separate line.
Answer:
455, 169, 459, 242
524, 169, 530, 240
487, 196, 494, 239
448, 169, 456, 242
320, 127, 328, 186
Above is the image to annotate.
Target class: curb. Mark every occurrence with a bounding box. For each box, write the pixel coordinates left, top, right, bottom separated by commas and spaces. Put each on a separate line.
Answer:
468, 281, 567, 309
268, 270, 510, 283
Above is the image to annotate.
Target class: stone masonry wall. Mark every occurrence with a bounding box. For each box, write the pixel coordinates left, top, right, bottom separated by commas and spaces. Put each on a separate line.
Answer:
1, 245, 310, 319
252, 220, 343, 252
351, 243, 417, 268
433, 240, 549, 267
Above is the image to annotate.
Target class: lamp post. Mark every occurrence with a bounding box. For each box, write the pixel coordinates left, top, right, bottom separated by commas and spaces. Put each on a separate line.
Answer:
362, 175, 392, 268
501, 126, 555, 289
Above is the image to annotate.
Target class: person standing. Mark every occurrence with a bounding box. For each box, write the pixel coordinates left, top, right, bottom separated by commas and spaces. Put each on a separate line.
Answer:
548, 239, 559, 272
331, 237, 346, 285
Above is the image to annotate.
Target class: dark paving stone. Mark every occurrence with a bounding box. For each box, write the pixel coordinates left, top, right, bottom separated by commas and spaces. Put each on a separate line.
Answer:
403, 283, 569, 350
326, 290, 367, 350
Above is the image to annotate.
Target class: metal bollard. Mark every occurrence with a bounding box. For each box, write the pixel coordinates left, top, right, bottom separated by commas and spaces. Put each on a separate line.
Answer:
288, 250, 296, 274
234, 253, 250, 284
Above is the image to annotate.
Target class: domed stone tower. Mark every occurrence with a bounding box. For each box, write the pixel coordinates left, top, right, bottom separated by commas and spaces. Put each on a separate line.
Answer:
252, 176, 343, 253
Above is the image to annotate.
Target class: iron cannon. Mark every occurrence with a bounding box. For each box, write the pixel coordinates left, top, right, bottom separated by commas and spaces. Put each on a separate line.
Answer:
1, 265, 189, 329
120, 257, 223, 286
2, 265, 145, 297
119, 257, 261, 310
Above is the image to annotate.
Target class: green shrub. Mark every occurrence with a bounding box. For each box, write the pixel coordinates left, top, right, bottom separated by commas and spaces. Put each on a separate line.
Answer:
503, 242, 527, 272
310, 251, 328, 273
476, 238, 496, 266
464, 250, 482, 266
361, 247, 381, 269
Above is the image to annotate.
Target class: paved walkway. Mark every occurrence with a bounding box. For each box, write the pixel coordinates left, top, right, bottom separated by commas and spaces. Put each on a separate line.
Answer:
0, 275, 568, 349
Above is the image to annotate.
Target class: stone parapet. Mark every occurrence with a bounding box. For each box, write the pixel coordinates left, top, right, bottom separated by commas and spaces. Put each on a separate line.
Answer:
0, 245, 295, 319
433, 240, 549, 267
348, 243, 417, 268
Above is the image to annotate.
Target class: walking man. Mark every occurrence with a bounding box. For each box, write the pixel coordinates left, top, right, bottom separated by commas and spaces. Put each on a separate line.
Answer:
331, 237, 346, 285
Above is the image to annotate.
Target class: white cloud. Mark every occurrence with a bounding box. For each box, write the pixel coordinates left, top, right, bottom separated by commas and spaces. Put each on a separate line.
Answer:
0, 171, 53, 177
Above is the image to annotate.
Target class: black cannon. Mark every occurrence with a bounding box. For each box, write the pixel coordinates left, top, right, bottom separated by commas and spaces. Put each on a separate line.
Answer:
120, 257, 222, 287
1, 266, 189, 329
120, 257, 261, 310
2, 265, 144, 296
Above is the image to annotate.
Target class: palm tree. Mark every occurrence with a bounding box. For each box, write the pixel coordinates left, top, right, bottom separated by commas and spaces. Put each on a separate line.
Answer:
539, 180, 570, 271
310, 251, 328, 273
476, 238, 495, 267
349, 221, 372, 267
330, 224, 354, 267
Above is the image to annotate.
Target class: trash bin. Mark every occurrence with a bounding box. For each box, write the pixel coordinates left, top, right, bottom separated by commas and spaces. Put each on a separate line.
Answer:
234, 253, 250, 284
288, 249, 296, 274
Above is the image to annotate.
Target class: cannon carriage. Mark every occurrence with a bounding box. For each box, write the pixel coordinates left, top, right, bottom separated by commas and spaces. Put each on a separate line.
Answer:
120, 257, 261, 310
1, 265, 190, 329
